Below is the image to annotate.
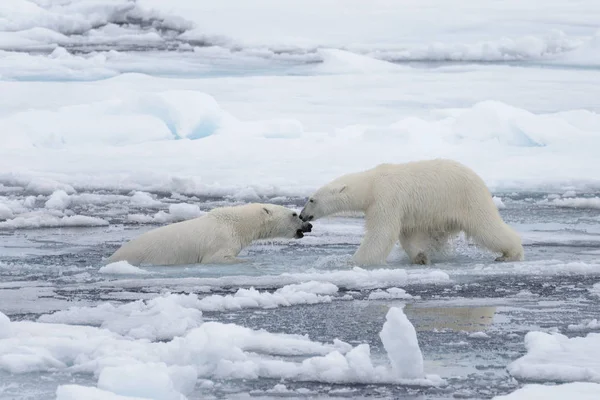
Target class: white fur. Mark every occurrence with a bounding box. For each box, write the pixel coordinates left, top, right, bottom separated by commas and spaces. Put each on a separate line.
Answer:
107, 203, 306, 266
300, 159, 524, 265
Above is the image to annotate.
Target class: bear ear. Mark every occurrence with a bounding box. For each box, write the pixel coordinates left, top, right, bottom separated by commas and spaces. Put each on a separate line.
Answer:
262, 207, 271, 215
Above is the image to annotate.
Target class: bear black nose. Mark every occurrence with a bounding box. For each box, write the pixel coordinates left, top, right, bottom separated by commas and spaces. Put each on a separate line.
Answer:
301, 222, 312, 233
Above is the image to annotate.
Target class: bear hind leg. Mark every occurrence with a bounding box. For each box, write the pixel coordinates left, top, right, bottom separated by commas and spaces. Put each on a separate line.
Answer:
465, 216, 524, 262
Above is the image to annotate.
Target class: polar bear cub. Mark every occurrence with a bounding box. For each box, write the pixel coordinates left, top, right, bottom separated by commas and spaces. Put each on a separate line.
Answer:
299, 159, 524, 265
107, 203, 312, 266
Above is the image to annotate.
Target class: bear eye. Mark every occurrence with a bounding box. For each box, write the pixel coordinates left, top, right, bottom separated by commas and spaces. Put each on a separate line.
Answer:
292, 212, 297, 217
309, 199, 314, 203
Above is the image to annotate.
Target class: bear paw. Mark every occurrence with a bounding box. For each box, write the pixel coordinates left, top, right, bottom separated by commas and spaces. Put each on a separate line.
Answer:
413, 252, 429, 265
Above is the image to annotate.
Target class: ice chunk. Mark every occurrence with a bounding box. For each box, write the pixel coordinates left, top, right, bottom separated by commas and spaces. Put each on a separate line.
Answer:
568, 319, 600, 331
368, 287, 414, 300
493, 382, 600, 400
45, 189, 71, 210
0, 203, 13, 220
0, 213, 108, 229
379, 306, 424, 380
56, 385, 151, 400
98, 363, 196, 400
0, 311, 12, 339
25, 178, 75, 195
590, 283, 600, 297
508, 331, 600, 382
469, 331, 490, 339
129, 191, 162, 208
98, 261, 149, 276
38, 293, 204, 341
168, 203, 203, 221
545, 197, 600, 209
493, 196, 506, 209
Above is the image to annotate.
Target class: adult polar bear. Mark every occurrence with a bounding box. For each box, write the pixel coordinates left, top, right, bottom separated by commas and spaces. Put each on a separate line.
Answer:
299, 159, 524, 265
108, 203, 312, 266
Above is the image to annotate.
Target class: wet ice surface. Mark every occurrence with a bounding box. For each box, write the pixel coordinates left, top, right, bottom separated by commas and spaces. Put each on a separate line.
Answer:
1, 192, 600, 399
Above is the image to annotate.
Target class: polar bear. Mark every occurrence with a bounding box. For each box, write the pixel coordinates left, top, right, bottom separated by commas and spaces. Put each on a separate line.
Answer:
107, 203, 312, 266
299, 159, 524, 265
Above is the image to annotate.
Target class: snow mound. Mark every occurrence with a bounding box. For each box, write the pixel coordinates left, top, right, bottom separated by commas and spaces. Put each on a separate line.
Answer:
25, 178, 75, 195
494, 382, 600, 400
45, 189, 71, 210
316, 49, 402, 74
508, 331, 600, 383
99, 261, 149, 276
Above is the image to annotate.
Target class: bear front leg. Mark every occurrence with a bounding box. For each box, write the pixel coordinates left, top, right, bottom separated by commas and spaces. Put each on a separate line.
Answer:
352, 225, 398, 266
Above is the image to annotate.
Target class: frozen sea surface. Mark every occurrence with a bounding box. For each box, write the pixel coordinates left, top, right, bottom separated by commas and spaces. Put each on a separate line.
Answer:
1, 191, 600, 399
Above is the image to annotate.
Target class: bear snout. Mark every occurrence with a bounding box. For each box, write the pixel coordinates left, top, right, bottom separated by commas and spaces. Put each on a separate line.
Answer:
300, 213, 314, 222
301, 222, 313, 233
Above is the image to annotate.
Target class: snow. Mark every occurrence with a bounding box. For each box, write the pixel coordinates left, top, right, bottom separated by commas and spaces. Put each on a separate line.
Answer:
98, 261, 149, 276
493, 382, 600, 400
45, 189, 71, 210
129, 192, 162, 208
568, 319, 600, 331
508, 331, 600, 383
1, 1, 600, 397
0, 213, 108, 229
541, 197, 600, 209
167, 203, 203, 221
56, 385, 152, 400
105, 267, 450, 292
469, 332, 491, 339
1, 306, 442, 387
38, 293, 205, 341
493, 197, 506, 209
1, 88, 600, 197
0, 203, 13, 220
38, 284, 339, 340
97, 363, 195, 400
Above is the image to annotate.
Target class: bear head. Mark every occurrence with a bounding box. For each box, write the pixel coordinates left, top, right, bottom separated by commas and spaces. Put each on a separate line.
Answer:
260, 204, 312, 239
299, 182, 351, 222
